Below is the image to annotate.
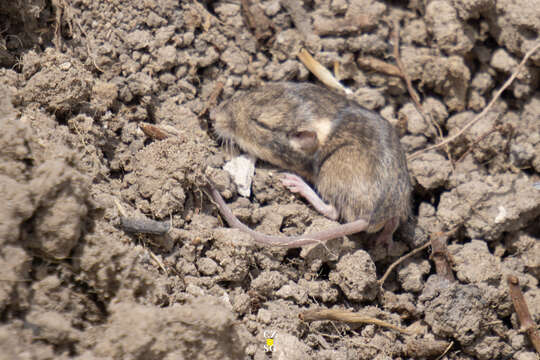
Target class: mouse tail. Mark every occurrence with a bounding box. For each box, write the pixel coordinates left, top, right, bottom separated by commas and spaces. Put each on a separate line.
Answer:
207, 184, 369, 248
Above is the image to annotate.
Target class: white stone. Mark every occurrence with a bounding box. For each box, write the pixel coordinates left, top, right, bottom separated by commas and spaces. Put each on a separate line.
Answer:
223, 154, 255, 197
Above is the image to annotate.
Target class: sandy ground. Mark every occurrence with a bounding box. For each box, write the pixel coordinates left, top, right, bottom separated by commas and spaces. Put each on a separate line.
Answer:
1, 0, 539, 359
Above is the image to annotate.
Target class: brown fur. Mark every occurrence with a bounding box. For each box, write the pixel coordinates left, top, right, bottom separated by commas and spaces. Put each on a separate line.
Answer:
211, 82, 411, 233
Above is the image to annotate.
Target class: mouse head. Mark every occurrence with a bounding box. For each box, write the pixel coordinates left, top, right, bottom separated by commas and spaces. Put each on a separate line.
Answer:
211, 85, 336, 180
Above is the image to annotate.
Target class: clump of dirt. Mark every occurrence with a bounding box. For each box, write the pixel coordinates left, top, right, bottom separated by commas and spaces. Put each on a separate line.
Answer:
1, 0, 539, 359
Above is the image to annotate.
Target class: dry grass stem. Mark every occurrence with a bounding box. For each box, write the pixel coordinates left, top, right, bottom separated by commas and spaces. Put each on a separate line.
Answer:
379, 241, 431, 287
435, 341, 454, 360
392, 21, 448, 158
299, 309, 413, 335
298, 49, 352, 95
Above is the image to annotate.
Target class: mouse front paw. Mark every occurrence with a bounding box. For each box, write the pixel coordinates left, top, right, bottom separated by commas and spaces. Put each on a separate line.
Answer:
280, 173, 306, 193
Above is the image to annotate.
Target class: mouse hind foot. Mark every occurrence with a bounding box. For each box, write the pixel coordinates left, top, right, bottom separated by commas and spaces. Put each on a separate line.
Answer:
281, 173, 339, 220
374, 216, 399, 248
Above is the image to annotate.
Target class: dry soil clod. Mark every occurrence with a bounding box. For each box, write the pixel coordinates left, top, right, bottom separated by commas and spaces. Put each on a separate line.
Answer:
409, 42, 540, 160
240, 0, 274, 44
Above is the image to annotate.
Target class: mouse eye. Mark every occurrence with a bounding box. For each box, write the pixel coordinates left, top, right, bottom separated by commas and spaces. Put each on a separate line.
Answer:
253, 108, 285, 130
253, 118, 273, 131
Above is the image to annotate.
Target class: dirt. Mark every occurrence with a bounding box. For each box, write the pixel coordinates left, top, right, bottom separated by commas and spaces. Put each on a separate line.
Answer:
1, 0, 539, 359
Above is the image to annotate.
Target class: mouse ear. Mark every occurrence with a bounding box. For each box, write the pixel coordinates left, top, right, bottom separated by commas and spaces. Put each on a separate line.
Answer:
290, 130, 319, 154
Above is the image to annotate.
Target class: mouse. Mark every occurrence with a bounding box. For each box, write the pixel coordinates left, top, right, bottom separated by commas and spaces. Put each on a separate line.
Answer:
208, 81, 411, 248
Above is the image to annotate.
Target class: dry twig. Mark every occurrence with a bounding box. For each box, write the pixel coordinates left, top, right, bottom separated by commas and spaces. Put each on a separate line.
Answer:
430, 233, 456, 282
379, 227, 459, 287
74, 19, 105, 73
114, 196, 171, 235
392, 20, 446, 157
379, 241, 431, 287
408, 42, 540, 160
72, 121, 103, 174
147, 248, 168, 275
139, 123, 170, 140
435, 341, 454, 360
51, 0, 66, 50
193, 1, 220, 30
455, 122, 509, 163
0, 278, 32, 282
507, 275, 540, 353
405, 338, 453, 358
357, 56, 402, 78
429, 227, 460, 282
198, 81, 224, 116
299, 309, 413, 335
392, 21, 421, 109
120, 216, 171, 235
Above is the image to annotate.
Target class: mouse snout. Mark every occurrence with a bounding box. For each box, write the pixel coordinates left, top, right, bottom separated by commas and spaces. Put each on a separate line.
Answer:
210, 107, 235, 140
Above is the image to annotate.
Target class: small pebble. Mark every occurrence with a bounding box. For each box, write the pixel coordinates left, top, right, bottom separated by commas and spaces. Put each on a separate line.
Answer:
59, 62, 72, 71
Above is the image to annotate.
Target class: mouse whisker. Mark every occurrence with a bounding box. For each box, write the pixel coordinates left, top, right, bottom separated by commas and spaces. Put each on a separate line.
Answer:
210, 130, 240, 156
231, 140, 241, 156
219, 139, 239, 157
